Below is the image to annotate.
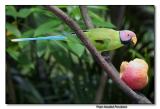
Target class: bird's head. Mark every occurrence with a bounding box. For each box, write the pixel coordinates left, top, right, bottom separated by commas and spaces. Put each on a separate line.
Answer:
120, 30, 137, 46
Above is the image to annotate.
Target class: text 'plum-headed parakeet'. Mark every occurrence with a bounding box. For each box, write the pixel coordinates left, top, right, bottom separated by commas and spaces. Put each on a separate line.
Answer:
11, 28, 137, 52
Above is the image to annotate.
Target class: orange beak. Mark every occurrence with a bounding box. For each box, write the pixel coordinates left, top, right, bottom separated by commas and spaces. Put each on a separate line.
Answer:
131, 35, 137, 45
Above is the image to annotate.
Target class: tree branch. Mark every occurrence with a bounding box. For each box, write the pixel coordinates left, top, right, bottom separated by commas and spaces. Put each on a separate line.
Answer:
79, 6, 94, 29
94, 73, 108, 103
44, 6, 151, 104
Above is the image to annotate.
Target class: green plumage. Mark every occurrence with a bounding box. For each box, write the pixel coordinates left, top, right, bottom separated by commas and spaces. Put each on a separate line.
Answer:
84, 28, 123, 52
11, 28, 124, 52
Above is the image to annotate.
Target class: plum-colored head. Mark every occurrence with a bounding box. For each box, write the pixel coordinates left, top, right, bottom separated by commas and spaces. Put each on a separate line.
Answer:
120, 58, 148, 90
120, 30, 137, 46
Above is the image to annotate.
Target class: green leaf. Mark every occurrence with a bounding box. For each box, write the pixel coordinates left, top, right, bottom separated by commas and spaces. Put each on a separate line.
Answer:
21, 63, 35, 75
18, 30, 34, 49
66, 35, 79, 43
37, 41, 48, 57
50, 41, 72, 69
68, 43, 85, 57
67, 6, 81, 21
6, 6, 17, 19
129, 49, 144, 59
89, 11, 116, 28
92, 19, 116, 28
18, 8, 32, 18
30, 7, 54, 17
57, 6, 68, 8
18, 52, 31, 65
7, 47, 20, 61
22, 29, 34, 37
89, 11, 104, 22
66, 34, 85, 57
34, 20, 61, 36
88, 6, 108, 10
6, 23, 21, 36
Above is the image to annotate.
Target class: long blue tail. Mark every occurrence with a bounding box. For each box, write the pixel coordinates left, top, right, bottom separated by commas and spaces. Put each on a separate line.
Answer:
11, 36, 66, 42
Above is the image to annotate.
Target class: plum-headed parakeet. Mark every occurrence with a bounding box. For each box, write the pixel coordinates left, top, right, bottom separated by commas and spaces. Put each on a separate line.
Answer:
11, 28, 137, 52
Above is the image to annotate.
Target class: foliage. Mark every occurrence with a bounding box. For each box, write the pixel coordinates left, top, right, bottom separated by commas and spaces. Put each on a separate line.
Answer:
6, 5, 154, 104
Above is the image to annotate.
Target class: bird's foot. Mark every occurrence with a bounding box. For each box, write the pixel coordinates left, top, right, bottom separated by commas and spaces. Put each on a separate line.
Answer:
101, 51, 111, 62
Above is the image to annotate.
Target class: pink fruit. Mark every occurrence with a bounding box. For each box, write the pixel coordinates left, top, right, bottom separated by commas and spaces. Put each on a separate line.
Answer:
120, 58, 148, 90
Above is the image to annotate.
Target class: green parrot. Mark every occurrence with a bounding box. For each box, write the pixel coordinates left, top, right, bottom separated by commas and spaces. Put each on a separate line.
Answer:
11, 28, 137, 52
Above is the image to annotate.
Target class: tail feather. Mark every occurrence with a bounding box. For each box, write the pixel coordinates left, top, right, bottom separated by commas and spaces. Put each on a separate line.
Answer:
11, 36, 66, 42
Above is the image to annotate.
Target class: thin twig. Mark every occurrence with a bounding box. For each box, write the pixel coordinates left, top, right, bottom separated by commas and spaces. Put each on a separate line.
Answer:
110, 6, 126, 29
79, 6, 108, 103
94, 73, 108, 103
79, 6, 94, 29
44, 6, 151, 104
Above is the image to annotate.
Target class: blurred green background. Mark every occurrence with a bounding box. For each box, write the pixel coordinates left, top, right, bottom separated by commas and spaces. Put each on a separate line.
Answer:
6, 5, 154, 104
